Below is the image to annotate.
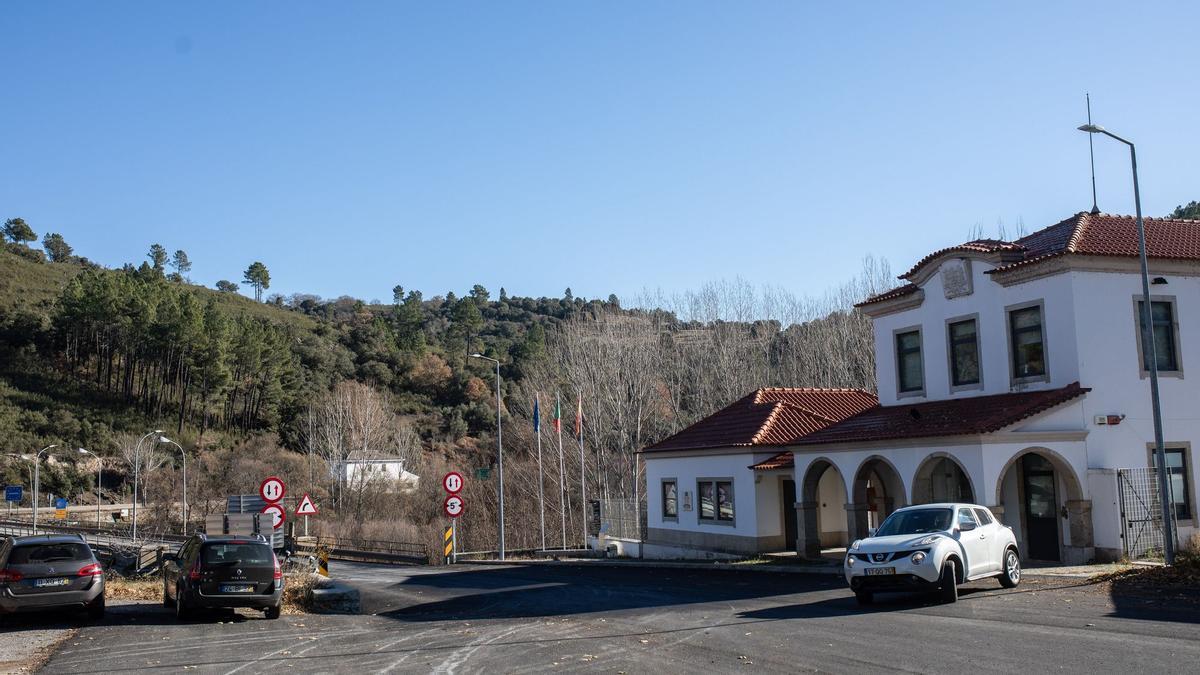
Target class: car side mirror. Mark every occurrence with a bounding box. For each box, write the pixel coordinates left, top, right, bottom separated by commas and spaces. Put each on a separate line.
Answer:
959, 521, 976, 532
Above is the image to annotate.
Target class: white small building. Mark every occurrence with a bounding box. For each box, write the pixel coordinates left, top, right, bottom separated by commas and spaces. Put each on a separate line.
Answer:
336, 458, 419, 492
643, 211, 1200, 563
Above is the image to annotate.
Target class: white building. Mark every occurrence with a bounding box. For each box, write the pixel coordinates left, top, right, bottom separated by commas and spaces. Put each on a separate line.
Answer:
642, 211, 1200, 563
336, 458, 420, 492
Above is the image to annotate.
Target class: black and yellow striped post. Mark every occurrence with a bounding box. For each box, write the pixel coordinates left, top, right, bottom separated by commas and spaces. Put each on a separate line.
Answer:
443, 525, 454, 563
317, 549, 330, 577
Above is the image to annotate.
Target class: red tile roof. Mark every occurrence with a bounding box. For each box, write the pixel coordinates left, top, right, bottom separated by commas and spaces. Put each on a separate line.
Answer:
793, 382, 1089, 445
858, 212, 1200, 306
749, 451, 794, 471
643, 388, 878, 453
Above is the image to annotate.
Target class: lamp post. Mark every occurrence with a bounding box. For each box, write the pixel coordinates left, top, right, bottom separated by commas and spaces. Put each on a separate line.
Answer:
1078, 123, 1175, 565
78, 448, 101, 528
131, 430, 163, 540
32, 445, 57, 533
159, 436, 187, 532
470, 353, 505, 561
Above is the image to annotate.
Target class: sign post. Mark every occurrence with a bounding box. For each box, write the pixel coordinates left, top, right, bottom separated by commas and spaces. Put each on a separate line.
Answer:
442, 472, 464, 563
54, 497, 68, 521
295, 493, 318, 537
260, 476, 286, 504
5, 486, 21, 520
261, 503, 286, 530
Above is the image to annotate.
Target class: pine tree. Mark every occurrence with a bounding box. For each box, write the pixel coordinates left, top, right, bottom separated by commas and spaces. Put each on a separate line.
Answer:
42, 233, 74, 262
3, 218, 36, 245
243, 262, 271, 302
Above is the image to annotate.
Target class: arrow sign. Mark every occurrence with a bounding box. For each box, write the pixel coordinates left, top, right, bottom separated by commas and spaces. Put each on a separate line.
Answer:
442, 471, 464, 494
443, 494, 465, 518
262, 503, 286, 529
296, 493, 318, 516
260, 476, 286, 503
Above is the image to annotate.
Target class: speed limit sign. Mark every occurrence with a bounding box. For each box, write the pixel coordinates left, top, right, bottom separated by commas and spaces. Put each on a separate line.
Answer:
442, 471, 464, 494
443, 494, 465, 518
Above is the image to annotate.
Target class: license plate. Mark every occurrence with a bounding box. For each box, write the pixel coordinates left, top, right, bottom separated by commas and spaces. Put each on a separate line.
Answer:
219, 584, 255, 593
864, 567, 895, 576
35, 577, 71, 588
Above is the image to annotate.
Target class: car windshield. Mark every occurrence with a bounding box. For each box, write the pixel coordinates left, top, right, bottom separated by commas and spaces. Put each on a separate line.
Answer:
9, 542, 92, 564
874, 508, 953, 536
201, 543, 272, 566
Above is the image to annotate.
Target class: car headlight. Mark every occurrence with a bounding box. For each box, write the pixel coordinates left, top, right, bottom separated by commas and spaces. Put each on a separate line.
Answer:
919, 535, 939, 546
910, 551, 926, 564
850, 540, 862, 551
846, 555, 856, 567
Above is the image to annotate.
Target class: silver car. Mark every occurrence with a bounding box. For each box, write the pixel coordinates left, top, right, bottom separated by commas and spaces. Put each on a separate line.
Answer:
0, 534, 106, 619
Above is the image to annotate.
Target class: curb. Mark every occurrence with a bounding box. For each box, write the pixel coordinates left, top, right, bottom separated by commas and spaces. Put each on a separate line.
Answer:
462, 557, 844, 576
308, 581, 361, 614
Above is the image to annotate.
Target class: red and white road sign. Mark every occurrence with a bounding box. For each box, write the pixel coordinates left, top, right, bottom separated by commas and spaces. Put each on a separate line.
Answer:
442, 471, 464, 494
261, 503, 286, 529
295, 493, 318, 516
443, 494, 465, 518
260, 476, 286, 503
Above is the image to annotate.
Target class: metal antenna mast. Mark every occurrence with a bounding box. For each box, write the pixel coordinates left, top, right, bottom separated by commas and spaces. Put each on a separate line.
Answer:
1087, 93, 1100, 214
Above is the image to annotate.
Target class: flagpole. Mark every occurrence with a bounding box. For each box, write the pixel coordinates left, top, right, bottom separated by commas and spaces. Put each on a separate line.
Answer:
578, 390, 587, 549
535, 393, 546, 552
557, 391, 567, 550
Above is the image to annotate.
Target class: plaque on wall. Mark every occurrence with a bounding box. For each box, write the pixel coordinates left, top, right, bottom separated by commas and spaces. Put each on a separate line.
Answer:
941, 259, 973, 299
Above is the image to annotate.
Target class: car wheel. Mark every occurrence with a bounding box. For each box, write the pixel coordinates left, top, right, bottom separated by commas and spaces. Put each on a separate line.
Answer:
854, 590, 874, 606
87, 595, 105, 620
999, 548, 1021, 588
175, 587, 190, 620
265, 603, 281, 620
938, 561, 958, 603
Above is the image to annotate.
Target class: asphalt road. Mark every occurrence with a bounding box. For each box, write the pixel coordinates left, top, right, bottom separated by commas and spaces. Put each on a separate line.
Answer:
30, 561, 1200, 674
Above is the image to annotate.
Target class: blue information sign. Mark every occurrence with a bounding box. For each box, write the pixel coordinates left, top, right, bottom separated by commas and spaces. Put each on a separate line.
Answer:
4, 486, 21, 502
55, 497, 68, 509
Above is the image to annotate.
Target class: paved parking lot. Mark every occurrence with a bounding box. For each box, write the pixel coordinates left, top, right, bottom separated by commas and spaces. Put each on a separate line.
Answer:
24, 561, 1200, 674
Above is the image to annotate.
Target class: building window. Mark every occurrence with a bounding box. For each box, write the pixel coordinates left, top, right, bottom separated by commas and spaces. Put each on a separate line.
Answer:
896, 329, 924, 393
1009, 305, 1046, 380
1137, 300, 1180, 372
662, 480, 678, 520
697, 479, 734, 523
949, 318, 981, 387
1152, 448, 1192, 520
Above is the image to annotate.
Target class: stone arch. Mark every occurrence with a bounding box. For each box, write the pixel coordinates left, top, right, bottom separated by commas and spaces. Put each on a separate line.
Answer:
911, 452, 976, 505
994, 446, 1091, 563
796, 458, 849, 558
850, 455, 908, 537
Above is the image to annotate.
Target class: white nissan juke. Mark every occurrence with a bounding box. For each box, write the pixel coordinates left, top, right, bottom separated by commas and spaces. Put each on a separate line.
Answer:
844, 503, 1020, 605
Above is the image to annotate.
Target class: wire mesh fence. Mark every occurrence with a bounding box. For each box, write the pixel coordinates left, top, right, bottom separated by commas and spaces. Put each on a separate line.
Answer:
1117, 467, 1180, 560
597, 498, 646, 541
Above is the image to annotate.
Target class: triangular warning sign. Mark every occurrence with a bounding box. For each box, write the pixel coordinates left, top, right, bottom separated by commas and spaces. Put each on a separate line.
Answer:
296, 493, 318, 516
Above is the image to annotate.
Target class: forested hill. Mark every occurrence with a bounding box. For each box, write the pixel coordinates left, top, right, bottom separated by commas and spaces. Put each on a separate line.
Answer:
0, 238, 629, 456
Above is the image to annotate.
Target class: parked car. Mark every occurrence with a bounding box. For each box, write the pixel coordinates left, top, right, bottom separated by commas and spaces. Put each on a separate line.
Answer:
0, 534, 106, 619
844, 503, 1020, 605
162, 533, 283, 620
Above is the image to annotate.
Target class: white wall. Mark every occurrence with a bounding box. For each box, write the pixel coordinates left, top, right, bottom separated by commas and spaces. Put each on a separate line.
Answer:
644, 452, 779, 539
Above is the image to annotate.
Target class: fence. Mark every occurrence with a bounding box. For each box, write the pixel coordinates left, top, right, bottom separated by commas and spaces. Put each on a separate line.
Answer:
596, 498, 646, 541
1117, 467, 1180, 560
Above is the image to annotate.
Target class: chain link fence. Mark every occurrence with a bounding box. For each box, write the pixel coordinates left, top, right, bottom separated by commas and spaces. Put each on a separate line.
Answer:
1118, 467, 1180, 560
595, 498, 646, 541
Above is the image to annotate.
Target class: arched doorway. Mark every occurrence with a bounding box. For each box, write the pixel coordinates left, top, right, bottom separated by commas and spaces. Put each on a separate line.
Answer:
797, 459, 848, 558
995, 448, 1090, 563
912, 454, 975, 504
852, 457, 907, 537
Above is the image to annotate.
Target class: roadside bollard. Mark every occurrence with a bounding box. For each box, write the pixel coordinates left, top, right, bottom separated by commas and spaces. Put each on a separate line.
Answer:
317, 549, 330, 577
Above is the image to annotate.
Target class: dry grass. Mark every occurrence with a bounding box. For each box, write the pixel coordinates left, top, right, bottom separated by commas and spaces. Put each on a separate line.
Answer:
103, 573, 320, 613
282, 573, 320, 614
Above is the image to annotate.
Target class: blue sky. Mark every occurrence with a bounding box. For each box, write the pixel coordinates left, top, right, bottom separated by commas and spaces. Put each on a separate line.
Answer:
4, 2, 1198, 305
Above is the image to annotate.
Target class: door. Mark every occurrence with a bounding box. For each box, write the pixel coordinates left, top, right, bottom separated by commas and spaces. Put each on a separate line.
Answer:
782, 479, 797, 551
1022, 454, 1060, 561
957, 508, 991, 577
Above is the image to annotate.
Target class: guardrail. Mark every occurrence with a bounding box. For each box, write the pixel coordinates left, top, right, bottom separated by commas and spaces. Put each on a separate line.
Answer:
293, 537, 429, 566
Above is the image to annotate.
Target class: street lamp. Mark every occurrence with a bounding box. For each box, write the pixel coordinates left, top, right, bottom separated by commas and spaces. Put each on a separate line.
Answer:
1078, 122, 1175, 565
470, 353, 505, 561
159, 436, 187, 532
131, 430, 163, 540
78, 448, 101, 528
32, 444, 57, 533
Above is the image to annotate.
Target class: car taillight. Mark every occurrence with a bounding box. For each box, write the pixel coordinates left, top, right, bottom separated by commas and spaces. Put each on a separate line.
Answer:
272, 554, 282, 581
77, 563, 103, 577
189, 562, 202, 581
0, 568, 22, 583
